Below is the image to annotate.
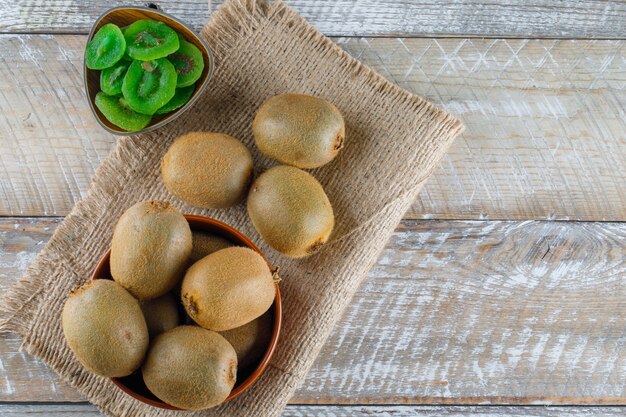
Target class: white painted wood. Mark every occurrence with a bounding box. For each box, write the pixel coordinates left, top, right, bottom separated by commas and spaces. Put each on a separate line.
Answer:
343, 38, 626, 221
297, 220, 626, 404
2, 0, 626, 38
2, 2, 624, 414
214, 1, 626, 38
1, 35, 625, 220
1, 403, 625, 416
0, 35, 110, 216
1, 218, 624, 403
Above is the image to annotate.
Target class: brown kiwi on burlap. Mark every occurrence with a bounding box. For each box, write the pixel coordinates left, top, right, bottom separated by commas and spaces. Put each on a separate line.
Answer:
0, 0, 464, 416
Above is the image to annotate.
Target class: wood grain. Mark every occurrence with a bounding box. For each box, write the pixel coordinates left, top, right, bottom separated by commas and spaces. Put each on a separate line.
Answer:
1, 35, 625, 220
1, 404, 625, 416
2, 0, 626, 38
352, 38, 626, 221
0, 35, 110, 216
1, 218, 624, 404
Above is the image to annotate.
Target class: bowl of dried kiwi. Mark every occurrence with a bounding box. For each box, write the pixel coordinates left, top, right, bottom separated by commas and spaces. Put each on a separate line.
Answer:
84, 5, 213, 135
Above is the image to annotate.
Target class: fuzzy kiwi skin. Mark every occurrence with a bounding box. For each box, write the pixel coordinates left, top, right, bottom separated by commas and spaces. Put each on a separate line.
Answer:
219, 311, 272, 369
181, 247, 275, 331
189, 231, 233, 263
253, 93, 345, 169
110, 200, 192, 300
161, 132, 254, 209
142, 326, 237, 410
140, 293, 180, 338
62, 280, 149, 377
247, 165, 334, 258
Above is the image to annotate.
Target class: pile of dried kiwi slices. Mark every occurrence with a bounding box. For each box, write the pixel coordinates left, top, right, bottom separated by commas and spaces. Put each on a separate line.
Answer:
86, 20, 205, 131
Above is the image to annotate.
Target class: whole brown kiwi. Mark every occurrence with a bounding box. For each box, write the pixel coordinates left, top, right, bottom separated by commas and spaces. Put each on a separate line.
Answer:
219, 311, 273, 369
110, 201, 192, 300
181, 247, 275, 331
189, 230, 233, 264
253, 93, 345, 168
247, 165, 334, 258
140, 293, 180, 338
161, 132, 254, 209
142, 326, 237, 410
62, 279, 149, 377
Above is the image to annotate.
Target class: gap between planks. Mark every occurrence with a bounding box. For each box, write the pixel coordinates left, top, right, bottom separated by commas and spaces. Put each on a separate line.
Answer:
3, 32, 626, 41
1, 403, 626, 416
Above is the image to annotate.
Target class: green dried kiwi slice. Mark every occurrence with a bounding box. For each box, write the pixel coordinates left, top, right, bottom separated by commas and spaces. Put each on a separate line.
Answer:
124, 20, 180, 61
122, 58, 177, 115
95, 92, 152, 131
168, 36, 204, 87
120, 26, 133, 61
155, 85, 195, 115
100, 61, 130, 96
85, 23, 126, 70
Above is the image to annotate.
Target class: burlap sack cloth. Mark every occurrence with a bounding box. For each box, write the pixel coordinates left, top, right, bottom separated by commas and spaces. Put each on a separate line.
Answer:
0, 0, 463, 415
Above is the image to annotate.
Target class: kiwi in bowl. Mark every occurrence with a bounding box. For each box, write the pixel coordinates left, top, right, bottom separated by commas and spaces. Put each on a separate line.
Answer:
79, 213, 282, 410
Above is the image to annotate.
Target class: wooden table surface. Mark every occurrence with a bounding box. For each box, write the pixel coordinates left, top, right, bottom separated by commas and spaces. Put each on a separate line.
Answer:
1, 1, 625, 416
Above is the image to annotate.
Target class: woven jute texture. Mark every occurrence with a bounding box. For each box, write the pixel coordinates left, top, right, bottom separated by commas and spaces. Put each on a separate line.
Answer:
0, 1, 463, 416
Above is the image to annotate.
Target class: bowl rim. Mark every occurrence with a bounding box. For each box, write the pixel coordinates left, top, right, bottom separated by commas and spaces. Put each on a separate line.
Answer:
83, 5, 214, 136
91, 214, 282, 410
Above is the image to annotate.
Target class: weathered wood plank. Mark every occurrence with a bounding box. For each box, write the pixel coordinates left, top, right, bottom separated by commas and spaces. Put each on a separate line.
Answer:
1, 35, 625, 220
1, 403, 625, 416
2, 0, 626, 38
0, 35, 111, 216
1, 218, 624, 404
361, 38, 626, 221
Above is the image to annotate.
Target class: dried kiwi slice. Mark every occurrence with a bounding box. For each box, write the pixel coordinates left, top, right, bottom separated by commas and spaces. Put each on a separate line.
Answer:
85, 23, 126, 70
122, 58, 177, 115
155, 85, 195, 115
100, 61, 130, 96
95, 92, 151, 131
124, 20, 180, 61
168, 36, 204, 87
120, 26, 133, 61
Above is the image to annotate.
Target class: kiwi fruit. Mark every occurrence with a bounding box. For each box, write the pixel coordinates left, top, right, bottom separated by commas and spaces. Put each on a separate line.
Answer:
247, 165, 334, 258
253, 93, 345, 168
62, 279, 148, 377
142, 326, 237, 410
181, 247, 275, 331
110, 200, 192, 300
219, 311, 273, 369
189, 231, 233, 263
140, 293, 180, 338
161, 132, 254, 209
